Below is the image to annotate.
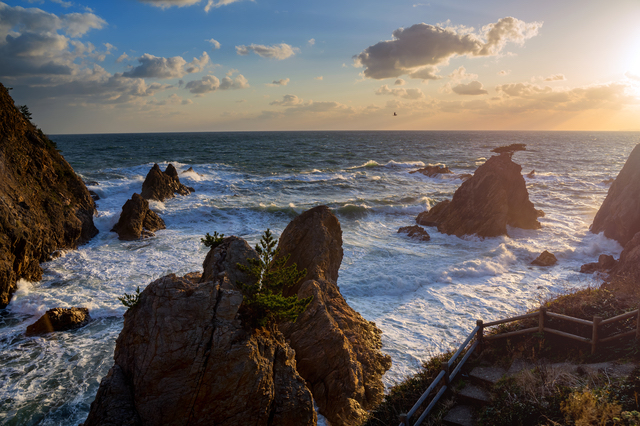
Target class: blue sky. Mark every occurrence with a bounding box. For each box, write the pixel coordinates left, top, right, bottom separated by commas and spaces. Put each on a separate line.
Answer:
1, 0, 639, 133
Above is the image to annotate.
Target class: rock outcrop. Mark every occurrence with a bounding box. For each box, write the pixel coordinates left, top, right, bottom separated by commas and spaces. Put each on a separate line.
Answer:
26, 307, 91, 335
590, 144, 640, 247
140, 163, 194, 202
83, 238, 316, 426
531, 250, 557, 267
0, 83, 98, 308
580, 254, 617, 274
276, 206, 392, 426
416, 150, 542, 238
398, 225, 431, 242
608, 233, 640, 281
111, 193, 165, 240
409, 165, 453, 177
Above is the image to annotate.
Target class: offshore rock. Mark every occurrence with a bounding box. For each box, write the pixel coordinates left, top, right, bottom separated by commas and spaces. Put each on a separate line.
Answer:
26, 307, 90, 335
531, 250, 557, 267
140, 163, 194, 202
398, 225, 431, 242
591, 144, 640, 247
111, 193, 165, 240
409, 164, 453, 177
83, 240, 316, 426
580, 254, 617, 274
416, 152, 541, 238
0, 83, 98, 308
277, 205, 392, 426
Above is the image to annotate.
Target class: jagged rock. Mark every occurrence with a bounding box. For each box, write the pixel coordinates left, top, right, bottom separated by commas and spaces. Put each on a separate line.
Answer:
491, 143, 526, 156
140, 163, 194, 201
111, 193, 165, 241
0, 83, 98, 308
580, 254, 617, 274
398, 225, 431, 242
608, 232, 640, 281
89, 190, 100, 201
526, 170, 536, 178
84, 240, 316, 426
531, 250, 557, 267
277, 206, 392, 426
409, 165, 453, 177
415, 151, 541, 238
26, 307, 91, 335
591, 144, 640, 246
200, 236, 258, 287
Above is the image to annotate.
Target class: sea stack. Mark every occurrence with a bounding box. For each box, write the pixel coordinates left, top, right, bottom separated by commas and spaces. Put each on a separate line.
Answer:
140, 163, 194, 202
416, 144, 542, 238
0, 83, 98, 308
111, 193, 166, 240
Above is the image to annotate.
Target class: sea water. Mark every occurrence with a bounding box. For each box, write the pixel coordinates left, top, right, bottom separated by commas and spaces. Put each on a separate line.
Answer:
0, 131, 638, 425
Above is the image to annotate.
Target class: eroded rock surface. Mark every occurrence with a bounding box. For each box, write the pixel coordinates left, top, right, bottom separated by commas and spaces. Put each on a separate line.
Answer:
398, 225, 431, 242
111, 193, 165, 240
277, 205, 392, 426
580, 254, 617, 274
591, 144, 640, 247
416, 151, 541, 238
140, 163, 194, 202
26, 307, 91, 335
531, 250, 557, 267
0, 83, 98, 307
608, 232, 640, 281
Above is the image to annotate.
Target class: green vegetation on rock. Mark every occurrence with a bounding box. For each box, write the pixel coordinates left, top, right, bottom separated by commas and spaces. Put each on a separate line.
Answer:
118, 287, 141, 309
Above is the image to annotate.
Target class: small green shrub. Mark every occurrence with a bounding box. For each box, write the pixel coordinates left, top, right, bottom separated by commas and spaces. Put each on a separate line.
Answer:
238, 229, 312, 329
118, 287, 142, 309
201, 231, 225, 248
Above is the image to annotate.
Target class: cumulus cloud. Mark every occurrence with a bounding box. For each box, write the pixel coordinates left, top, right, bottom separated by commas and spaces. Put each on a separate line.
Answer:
185, 73, 248, 95
266, 78, 290, 86
394, 79, 405, 85
626, 72, 640, 81
448, 66, 478, 81
376, 85, 425, 99
235, 43, 298, 59
205, 0, 246, 12
354, 17, 542, 80
452, 80, 488, 95
123, 52, 209, 79
116, 52, 129, 63
270, 94, 303, 106
138, 0, 248, 11
544, 74, 566, 81
308, 38, 315, 46
206, 38, 221, 49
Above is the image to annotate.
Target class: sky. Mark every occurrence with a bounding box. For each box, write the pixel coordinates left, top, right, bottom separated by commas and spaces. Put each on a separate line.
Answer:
1, 0, 639, 133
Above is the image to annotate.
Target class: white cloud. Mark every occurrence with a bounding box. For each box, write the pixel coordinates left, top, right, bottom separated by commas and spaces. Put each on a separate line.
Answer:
270, 94, 303, 106
123, 52, 209, 79
206, 38, 221, 49
314, 76, 323, 80
138, 0, 248, 11
226, 68, 238, 76
116, 53, 129, 63
448, 66, 478, 81
376, 85, 425, 100
185, 73, 249, 95
205, 0, 246, 12
236, 43, 298, 59
626, 72, 640, 81
544, 74, 566, 81
308, 38, 315, 46
266, 78, 290, 86
451, 80, 488, 95
354, 17, 542, 80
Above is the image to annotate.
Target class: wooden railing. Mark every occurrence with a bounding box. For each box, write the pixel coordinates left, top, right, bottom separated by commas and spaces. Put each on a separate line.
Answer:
398, 307, 640, 426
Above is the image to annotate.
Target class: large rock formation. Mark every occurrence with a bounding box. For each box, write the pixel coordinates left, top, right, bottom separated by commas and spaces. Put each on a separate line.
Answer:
416, 150, 542, 238
83, 238, 316, 426
140, 163, 194, 202
26, 307, 91, 335
0, 83, 98, 308
608, 232, 640, 282
276, 206, 392, 426
590, 144, 640, 247
111, 193, 165, 240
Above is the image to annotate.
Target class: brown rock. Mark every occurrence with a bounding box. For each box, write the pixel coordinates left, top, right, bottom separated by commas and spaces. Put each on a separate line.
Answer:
580, 254, 617, 274
409, 164, 453, 177
398, 225, 431, 241
591, 144, 640, 246
526, 170, 535, 178
84, 272, 316, 426
531, 250, 557, 267
200, 236, 258, 287
458, 173, 473, 181
81, 365, 142, 426
140, 163, 193, 201
415, 152, 541, 238
608, 232, 640, 281
111, 193, 165, 240
26, 307, 91, 335
491, 143, 527, 156
277, 206, 392, 426
0, 83, 98, 307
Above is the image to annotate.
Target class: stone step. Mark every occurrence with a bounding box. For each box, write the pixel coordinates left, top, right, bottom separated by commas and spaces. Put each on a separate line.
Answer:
442, 405, 475, 426
456, 383, 492, 405
506, 358, 533, 377
469, 366, 507, 386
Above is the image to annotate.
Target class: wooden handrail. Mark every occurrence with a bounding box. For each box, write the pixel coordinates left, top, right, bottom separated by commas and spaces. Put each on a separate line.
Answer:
546, 311, 593, 326
601, 310, 638, 326
484, 312, 538, 327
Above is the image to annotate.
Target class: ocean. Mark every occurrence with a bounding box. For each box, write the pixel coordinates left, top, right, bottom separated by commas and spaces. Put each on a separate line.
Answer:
1, 131, 638, 425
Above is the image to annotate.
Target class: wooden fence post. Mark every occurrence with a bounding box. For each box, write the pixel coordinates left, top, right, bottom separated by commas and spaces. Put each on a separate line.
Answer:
539, 307, 546, 333
636, 309, 640, 340
441, 361, 451, 387
398, 413, 407, 426
476, 319, 484, 348
592, 316, 602, 354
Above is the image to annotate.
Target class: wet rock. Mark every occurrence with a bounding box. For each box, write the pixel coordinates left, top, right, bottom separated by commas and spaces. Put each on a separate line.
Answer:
26, 307, 90, 335
580, 254, 617, 274
526, 170, 535, 178
0, 83, 98, 308
415, 150, 541, 238
591, 144, 640, 246
409, 164, 453, 177
111, 193, 165, 241
398, 225, 431, 242
531, 250, 557, 267
140, 163, 194, 201
458, 173, 473, 181
277, 206, 392, 426
89, 190, 100, 201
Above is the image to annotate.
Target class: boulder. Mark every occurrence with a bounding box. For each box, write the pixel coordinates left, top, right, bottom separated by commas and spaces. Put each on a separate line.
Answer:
84, 241, 316, 426
458, 173, 473, 181
590, 144, 640, 246
531, 250, 557, 267
140, 163, 194, 201
580, 254, 617, 274
415, 151, 542, 238
0, 83, 98, 307
398, 225, 431, 242
409, 165, 453, 177
26, 307, 90, 335
111, 193, 165, 240
277, 206, 392, 426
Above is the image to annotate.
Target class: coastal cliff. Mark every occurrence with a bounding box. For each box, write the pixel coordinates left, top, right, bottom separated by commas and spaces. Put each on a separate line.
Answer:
0, 83, 98, 307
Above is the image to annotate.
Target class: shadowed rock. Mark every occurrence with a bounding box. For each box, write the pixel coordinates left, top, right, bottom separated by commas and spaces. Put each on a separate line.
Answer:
409, 164, 453, 177
591, 144, 640, 247
491, 143, 526, 156
277, 205, 392, 426
111, 193, 165, 240
398, 225, 431, 242
580, 254, 617, 274
26, 307, 90, 335
531, 250, 557, 267
416, 151, 541, 238
608, 233, 640, 281
140, 163, 194, 202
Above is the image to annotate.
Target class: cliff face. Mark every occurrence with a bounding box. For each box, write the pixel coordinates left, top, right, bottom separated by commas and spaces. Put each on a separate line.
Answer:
0, 83, 98, 307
